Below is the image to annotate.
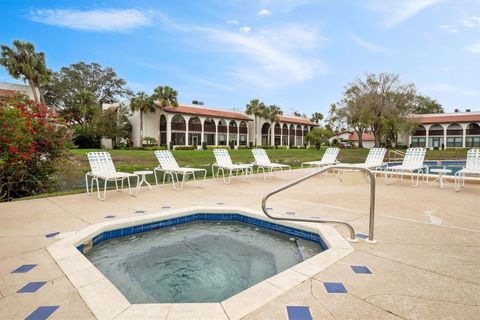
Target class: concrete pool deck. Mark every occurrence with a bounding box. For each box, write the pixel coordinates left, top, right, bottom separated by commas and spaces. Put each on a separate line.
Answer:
0, 168, 479, 319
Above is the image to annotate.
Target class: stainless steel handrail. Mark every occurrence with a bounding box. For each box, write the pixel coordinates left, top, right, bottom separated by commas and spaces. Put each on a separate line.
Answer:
388, 150, 405, 162
261, 166, 376, 242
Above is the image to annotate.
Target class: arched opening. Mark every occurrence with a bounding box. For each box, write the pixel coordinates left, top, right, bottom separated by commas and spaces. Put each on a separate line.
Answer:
411, 125, 426, 147
171, 115, 186, 145
204, 118, 216, 146
218, 119, 227, 145
446, 123, 462, 148
282, 124, 288, 146
274, 123, 281, 146
428, 124, 444, 149
466, 123, 480, 147
239, 121, 248, 146
295, 125, 302, 147
188, 117, 202, 146
159, 114, 167, 146
261, 122, 271, 145
289, 124, 295, 147
303, 126, 309, 147
229, 120, 238, 146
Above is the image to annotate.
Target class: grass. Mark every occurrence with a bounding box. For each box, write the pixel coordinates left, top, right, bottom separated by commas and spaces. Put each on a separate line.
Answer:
18, 147, 469, 201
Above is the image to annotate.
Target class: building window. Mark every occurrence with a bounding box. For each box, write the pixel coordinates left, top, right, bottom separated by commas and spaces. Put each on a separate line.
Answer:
218, 134, 227, 145
171, 132, 185, 145
446, 137, 462, 148
204, 133, 215, 145
466, 136, 480, 147
239, 134, 247, 145
411, 137, 426, 147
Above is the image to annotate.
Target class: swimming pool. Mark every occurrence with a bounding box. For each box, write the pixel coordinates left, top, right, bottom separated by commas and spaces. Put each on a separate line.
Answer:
83, 217, 325, 303
386, 160, 466, 176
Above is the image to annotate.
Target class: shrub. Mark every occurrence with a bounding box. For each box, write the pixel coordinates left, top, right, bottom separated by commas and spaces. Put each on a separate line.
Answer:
142, 136, 157, 146
207, 145, 230, 150
276, 145, 288, 150
237, 145, 250, 149
144, 146, 167, 151
0, 94, 69, 201
72, 125, 101, 148
229, 140, 235, 150
249, 142, 253, 148
174, 146, 196, 150
259, 145, 275, 149
202, 141, 207, 150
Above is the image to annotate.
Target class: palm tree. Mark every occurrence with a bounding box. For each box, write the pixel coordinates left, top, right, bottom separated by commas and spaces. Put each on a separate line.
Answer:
0, 40, 51, 104
152, 86, 178, 108
245, 99, 266, 146
151, 86, 178, 145
130, 92, 155, 146
264, 105, 283, 146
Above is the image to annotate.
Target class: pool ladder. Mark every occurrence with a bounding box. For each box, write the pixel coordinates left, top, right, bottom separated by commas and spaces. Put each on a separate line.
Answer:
261, 166, 376, 243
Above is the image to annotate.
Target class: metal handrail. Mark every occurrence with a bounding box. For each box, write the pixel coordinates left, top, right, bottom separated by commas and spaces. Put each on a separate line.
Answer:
261, 166, 376, 242
388, 150, 405, 162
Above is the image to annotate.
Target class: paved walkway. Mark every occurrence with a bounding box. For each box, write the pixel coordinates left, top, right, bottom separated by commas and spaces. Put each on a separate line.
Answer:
0, 169, 479, 319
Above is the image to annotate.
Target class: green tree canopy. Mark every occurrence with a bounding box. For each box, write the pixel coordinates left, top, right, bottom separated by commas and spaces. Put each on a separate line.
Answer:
410, 95, 444, 114
0, 40, 51, 104
59, 90, 98, 126
306, 127, 330, 149
45, 62, 132, 115
310, 112, 324, 124
245, 99, 267, 146
95, 104, 132, 149
130, 91, 155, 146
152, 85, 178, 108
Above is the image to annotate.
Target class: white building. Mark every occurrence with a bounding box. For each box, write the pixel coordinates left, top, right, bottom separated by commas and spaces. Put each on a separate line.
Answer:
123, 102, 318, 149
0, 81, 38, 100
408, 111, 480, 149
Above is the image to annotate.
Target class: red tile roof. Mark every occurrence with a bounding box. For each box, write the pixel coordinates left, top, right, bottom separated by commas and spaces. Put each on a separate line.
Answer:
278, 115, 318, 126
0, 89, 18, 98
160, 104, 252, 121
412, 113, 480, 124
349, 132, 375, 141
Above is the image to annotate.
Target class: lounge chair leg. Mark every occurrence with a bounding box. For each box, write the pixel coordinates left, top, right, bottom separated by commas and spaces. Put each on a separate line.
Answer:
85, 173, 91, 195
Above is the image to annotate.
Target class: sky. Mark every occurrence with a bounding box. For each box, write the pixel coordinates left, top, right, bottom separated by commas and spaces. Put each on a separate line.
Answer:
0, 0, 479, 115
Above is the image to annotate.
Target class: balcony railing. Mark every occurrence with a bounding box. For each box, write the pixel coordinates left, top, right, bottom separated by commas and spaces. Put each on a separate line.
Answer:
239, 127, 247, 134
218, 126, 227, 133
188, 124, 202, 132
446, 129, 462, 136
467, 128, 480, 135
428, 130, 444, 136
171, 123, 186, 131
204, 124, 216, 133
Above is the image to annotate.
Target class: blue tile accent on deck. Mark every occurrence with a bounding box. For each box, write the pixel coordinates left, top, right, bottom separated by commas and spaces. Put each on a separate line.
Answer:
25, 306, 59, 320
351, 265, 372, 274
324, 282, 347, 293
104, 215, 116, 219
355, 233, 368, 239
82, 213, 328, 251
12, 264, 37, 273
17, 282, 46, 293
286, 306, 313, 320
134, 210, 145, 214
45, 232, 60, 238
161, 206, 171, 209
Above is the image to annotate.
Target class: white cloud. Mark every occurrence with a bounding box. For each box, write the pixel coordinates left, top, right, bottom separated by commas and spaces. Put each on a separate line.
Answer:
227, 19, 239, 25
371, 0, 443, 29
439, 24, 459, 33
349, 33, 390, 54
461, 16, 480, 27
201, 24, 326, 89
258, 9, 271, 16
423, 83, 478, 97
466, 43, 480, 53
29, 9, 154, 32
239, 26, 251, 33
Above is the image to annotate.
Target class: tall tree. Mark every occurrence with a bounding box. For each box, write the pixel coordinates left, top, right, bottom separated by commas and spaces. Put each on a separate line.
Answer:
130, 92, 155, 146
346, 73, 416, 147
245, 99, 267, 146
0, 40, 51, 104
410, 95, 444, 114
95, 104, 132, 149
306, 127, 330, 149
293, 111, 307, 118
310, 112, 324, 124
59, 90, 97, 126
263, 105, 283, 146
44, 62, 131, 114
152, 85, 179, 145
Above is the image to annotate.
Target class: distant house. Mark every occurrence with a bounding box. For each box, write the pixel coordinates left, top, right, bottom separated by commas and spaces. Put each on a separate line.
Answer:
349, 132, 375, 149
0, 82, 38, 100
328, 131, 352, 145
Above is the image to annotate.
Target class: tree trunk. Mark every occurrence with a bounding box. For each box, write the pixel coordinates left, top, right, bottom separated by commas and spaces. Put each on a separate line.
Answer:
28, 80, 40, 103
140, 112, 144, 147
157, 112, 161, 147
253, 115, 257, 146
357, 130, 364, 148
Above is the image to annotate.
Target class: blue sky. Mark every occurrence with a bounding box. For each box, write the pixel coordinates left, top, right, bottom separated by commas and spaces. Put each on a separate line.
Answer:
0, 0, 479, 115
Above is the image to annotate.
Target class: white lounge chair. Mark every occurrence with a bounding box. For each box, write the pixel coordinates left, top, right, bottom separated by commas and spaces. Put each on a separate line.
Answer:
85, 152, 138, 200
252, 148, 291, 181
212, 149, 253, 184
301, 147, 340, 168
154, 150, 207, 190
384, 148, 428, 187
455, 148, 480, 192
344, 148, 387, 175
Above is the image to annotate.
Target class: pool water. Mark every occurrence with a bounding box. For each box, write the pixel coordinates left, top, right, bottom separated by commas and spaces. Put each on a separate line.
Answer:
385, 161, 465, 176
85, 220, 323, 303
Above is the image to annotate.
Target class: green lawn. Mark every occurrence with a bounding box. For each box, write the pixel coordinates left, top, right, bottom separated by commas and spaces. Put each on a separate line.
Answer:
21, 147, 470, 200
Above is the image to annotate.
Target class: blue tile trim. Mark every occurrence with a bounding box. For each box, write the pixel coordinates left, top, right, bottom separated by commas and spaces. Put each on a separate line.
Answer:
324, 282, 347, 293
12, 264, 37, 273
17, 282, 46, 293
83, 213, 328, 250
355, 233, 368, 239
25, 306, 59, 320
351, 265, 372, 274
286, 306, 313, 320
